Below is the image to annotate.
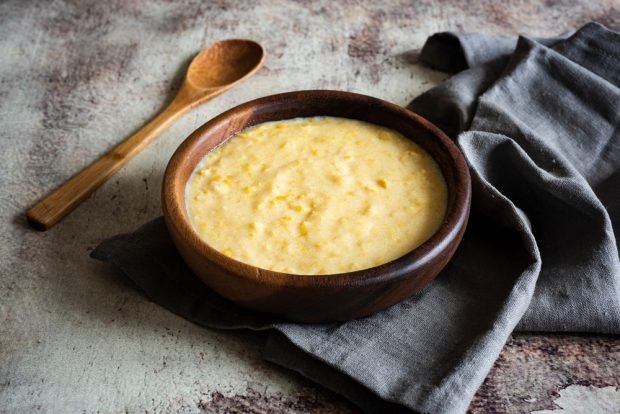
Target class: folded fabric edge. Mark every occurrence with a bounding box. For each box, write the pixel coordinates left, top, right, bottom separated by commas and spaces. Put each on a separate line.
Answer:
89, 219, 279, 331
419, 32, 469, 73
264, 331, 414, 414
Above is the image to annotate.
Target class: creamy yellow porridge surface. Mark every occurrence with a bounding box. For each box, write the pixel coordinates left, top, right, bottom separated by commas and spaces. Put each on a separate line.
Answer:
186, 117, 447, 275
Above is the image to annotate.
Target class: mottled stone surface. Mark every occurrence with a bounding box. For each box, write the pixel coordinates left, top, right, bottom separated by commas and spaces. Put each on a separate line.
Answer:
471, 335, 620, 413
0, 0, 618, 413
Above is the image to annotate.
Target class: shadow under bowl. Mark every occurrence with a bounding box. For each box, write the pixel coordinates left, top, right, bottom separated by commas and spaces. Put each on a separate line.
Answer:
162, 90, 471, 323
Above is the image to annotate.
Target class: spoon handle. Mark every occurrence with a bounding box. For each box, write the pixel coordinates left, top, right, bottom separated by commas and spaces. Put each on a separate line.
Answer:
26, 100, 186, 231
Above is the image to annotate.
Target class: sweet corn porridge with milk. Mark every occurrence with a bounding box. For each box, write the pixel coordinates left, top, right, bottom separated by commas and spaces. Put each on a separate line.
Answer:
186, 117, 447, 275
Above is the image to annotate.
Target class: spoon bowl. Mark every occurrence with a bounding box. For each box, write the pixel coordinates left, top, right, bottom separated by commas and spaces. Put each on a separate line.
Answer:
26, 39, 265, 231
186, 39, 265, 90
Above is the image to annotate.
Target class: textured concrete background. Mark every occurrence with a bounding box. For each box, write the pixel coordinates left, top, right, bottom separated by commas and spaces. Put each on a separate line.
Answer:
1, 0, 619, 412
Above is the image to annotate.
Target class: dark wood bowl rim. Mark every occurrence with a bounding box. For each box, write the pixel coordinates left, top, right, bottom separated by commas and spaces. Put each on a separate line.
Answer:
163, 90, 471, 289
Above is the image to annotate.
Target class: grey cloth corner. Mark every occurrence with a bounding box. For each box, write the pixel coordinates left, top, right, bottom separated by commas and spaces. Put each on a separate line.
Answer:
92, 23, 620, 414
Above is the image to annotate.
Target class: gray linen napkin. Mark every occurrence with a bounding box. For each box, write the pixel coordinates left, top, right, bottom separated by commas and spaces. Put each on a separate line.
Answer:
91, 23, 620, 413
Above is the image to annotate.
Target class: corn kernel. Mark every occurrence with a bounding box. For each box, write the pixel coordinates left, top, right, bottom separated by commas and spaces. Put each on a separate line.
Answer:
222, 248, 233, 257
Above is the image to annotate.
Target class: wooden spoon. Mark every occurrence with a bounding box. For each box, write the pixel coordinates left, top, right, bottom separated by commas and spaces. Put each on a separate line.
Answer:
26, 39, 265, 231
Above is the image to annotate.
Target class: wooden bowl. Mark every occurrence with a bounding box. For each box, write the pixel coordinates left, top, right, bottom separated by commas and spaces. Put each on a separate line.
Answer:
162, 90, 471, 322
